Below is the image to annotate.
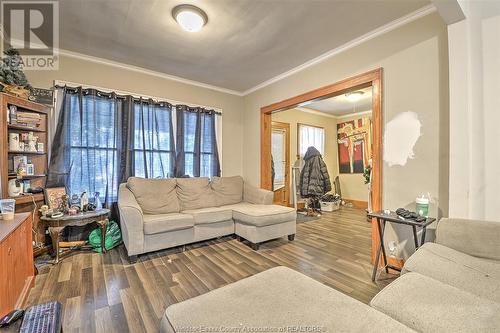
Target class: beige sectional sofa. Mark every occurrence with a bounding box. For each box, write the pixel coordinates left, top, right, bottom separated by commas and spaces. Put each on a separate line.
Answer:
118, 176, 296, 262
161, 217, 500, 332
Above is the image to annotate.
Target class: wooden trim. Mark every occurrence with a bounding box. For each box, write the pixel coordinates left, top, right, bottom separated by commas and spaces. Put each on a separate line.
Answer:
345, 199, 368, 209
261, 68, 383, 264
271, 121, 290, 206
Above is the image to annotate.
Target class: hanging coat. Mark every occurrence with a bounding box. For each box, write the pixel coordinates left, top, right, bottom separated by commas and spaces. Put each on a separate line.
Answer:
300, 146, 331, 197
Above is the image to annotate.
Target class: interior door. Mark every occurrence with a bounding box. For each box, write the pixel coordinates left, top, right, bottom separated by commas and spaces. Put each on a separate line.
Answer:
271, 122, 290, 206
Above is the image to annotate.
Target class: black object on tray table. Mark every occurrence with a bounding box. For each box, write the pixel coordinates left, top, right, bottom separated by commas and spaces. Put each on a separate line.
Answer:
369, 210, 436, 281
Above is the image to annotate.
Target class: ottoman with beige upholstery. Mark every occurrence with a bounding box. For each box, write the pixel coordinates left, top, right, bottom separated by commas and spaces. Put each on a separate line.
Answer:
232, 204, 296, 250
160, 266, 415, 333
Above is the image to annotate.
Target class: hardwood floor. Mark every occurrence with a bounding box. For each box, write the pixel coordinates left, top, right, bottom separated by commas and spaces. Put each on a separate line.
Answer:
26, 207, 396, 333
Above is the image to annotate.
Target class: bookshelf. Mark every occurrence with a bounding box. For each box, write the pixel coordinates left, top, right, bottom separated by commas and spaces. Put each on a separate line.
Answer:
0, 93, 51, 246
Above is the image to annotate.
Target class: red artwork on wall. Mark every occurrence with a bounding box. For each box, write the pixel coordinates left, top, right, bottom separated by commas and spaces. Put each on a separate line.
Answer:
337, 117, 372, 174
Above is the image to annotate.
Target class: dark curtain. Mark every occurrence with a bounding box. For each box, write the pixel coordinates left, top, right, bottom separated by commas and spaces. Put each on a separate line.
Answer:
175, 105, 220, 177
48, 88, 176, 207
48, 87, 127, 207
48, 86, 218, 219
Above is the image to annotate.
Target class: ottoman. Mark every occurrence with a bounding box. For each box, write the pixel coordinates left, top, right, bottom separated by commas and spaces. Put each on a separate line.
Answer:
232, 204, 296, 249
160, 266, 415, 333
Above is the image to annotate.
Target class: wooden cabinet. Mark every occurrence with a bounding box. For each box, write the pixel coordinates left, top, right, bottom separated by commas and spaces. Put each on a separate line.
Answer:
0, 93, 50, 247
0, 213, 34, 317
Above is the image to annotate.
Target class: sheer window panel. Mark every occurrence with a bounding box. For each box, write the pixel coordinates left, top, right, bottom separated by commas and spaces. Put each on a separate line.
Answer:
133, 102, 175, 178
176, 107, 220, 178
298, 124, 325, 156
271, 131, 285, 184
68, 93, 120, 203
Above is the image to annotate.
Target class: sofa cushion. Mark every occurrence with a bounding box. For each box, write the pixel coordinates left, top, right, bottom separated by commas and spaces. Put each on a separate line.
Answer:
402, 242, 500, 303
161, 266, 414, 333
370, 272, 500, 332
127, 177, 180, 214
211, 176, 243, 206
143, 213, 194, 235
176, 177, 217, 211
231, 204, 296, 227
182, 207, 233, 225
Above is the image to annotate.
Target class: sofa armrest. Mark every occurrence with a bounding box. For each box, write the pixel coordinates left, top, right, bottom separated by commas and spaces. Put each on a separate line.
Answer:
243, 183, 274, 205
118, 183, 144, 256
436, 218, 500, 260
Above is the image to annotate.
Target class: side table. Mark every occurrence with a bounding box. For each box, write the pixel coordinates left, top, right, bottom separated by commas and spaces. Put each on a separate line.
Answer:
369, 210, 436, 281
41, 209, 110, 264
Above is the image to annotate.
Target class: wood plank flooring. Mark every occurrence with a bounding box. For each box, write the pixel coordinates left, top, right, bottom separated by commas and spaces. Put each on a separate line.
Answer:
26, 207, 396, 333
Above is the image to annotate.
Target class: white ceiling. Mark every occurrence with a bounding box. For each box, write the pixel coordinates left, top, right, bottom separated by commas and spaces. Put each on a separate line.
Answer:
59, 0, 430, 92
304, 86, 373, 116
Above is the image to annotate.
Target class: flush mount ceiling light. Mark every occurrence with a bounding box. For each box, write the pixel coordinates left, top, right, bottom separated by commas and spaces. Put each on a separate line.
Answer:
345, 91, 364, 102
172, 4, 208, 32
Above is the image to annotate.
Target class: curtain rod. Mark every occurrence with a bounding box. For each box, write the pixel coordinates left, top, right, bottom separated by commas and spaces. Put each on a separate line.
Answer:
53, 79, 223, 113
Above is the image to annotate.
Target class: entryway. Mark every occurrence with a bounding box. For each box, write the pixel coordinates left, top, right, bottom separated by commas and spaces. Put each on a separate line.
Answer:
260, 69, 383, 264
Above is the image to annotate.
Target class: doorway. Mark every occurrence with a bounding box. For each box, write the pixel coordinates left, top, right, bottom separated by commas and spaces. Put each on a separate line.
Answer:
261, 68, 383, 264
271, 121, 290, 206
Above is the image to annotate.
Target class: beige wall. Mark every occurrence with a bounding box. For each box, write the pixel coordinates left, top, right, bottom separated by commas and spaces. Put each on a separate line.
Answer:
24, 55, 245, 177
272, 109, 337, 203
243, 13, 449, 259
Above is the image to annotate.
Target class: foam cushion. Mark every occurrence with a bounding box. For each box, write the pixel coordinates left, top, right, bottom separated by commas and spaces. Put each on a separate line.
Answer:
402, 242, 500, 302
127, 177, 179, 214
176, 177, 217, 210
371, 272, 500, 332
232, 204, 296, 226
182, 207, 233, 225
210, 176, 243, 206
143, 213, 194, 235
161, 267, 414, 333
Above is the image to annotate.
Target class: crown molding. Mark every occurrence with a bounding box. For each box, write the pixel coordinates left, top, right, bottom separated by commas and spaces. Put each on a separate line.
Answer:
296, 107, 372, 120
241, 4, 437, 96
57, 49, 244, 96
295, 107, 338, 119
335, 109, 373, 120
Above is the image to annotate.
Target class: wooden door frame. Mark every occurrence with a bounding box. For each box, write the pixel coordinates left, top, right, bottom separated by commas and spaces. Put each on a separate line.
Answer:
260, 68, 383, 265
271, 121, 291, 206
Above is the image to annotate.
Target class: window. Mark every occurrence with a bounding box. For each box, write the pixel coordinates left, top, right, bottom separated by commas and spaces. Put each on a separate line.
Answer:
176, 107, 220, 178
298, 124, 324, 156
54, 85, 221, 205
67, 93, 120, 201
272, 128, 286, 188
133, 102, 175, 178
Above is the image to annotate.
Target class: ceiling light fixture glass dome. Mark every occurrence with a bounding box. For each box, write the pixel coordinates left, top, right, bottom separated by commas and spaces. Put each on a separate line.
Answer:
345, 91, 364, 102
172, 4, 208, 32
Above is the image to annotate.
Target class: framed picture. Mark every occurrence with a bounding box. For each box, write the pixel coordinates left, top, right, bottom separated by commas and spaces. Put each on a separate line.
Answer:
44, 187, 67, 210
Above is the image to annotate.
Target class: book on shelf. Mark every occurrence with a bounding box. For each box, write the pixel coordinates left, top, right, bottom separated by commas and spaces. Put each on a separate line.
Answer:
17, 111, 41, 118
8, 109, 42, 128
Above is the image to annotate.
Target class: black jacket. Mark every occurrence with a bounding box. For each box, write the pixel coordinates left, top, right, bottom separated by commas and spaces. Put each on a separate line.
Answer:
300, 147, 331, 197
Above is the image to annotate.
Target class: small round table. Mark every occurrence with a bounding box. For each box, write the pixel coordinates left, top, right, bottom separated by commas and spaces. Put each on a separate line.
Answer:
41, 209, 110, 264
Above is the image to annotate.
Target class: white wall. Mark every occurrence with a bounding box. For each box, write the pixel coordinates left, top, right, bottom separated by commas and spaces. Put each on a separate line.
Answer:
448, 1, 500, 220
